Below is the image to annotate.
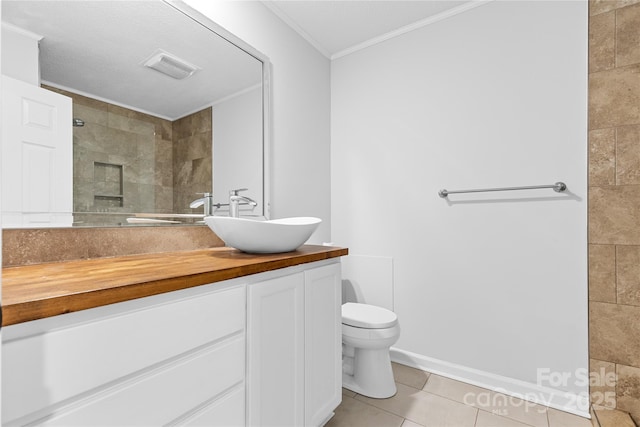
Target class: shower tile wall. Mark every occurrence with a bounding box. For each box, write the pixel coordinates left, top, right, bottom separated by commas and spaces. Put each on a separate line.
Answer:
588, 0, 640, 423
172, 108, 213, 214
46, 87, 174, 226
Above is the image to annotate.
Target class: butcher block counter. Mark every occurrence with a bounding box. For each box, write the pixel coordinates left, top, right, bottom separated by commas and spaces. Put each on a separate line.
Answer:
1, 244, 348, 326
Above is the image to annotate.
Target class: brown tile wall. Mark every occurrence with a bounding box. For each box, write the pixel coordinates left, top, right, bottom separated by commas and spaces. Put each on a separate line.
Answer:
40, 88, 214, 225
2, 226, 224, 267
44, 86, 175, 226
589, 0, 640, 424
172, 108, 213, 214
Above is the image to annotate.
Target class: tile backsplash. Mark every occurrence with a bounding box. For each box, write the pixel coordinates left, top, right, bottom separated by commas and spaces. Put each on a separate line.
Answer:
2, 226, 224, 267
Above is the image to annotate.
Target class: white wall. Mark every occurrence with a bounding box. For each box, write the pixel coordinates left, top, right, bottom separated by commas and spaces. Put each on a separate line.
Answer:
1, 23, 40, 86
332, 0, 588, 415
185, 0, 332, 243
212, 87, 263, 216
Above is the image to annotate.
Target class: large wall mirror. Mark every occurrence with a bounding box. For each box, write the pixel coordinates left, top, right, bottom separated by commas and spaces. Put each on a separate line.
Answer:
1, 0, 270, 227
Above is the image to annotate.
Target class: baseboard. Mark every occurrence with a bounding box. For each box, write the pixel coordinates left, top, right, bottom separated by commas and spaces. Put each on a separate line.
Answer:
390, 347, 591, 419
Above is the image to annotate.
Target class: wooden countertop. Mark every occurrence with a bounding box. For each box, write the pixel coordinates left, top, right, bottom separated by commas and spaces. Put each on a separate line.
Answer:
2, 245, 348, 327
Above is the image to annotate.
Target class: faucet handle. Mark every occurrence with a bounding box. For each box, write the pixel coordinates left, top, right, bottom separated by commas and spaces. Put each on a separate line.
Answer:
229, 188, 248, 196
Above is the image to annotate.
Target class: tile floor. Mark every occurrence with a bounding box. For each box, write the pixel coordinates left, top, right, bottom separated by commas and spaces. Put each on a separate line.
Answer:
326, 363, 594, 427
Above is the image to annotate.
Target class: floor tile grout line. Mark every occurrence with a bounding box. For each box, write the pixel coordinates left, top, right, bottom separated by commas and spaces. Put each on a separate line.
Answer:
352, 391, 438, 427
373, 367, 561, 427
420, 382, 548, 415
352, 387, 546, 427
354, 385, 480, 427
401, 416, 425, 427
348, 393, 417, 426
546, 406, 551, 427
371, 378, 550, 427
422, 372, 555, 415
476, 408, 541, 427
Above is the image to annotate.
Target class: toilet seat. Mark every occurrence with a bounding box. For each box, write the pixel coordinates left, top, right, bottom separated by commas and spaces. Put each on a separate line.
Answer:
342, 303, 398, 329
342, 323, 401, 340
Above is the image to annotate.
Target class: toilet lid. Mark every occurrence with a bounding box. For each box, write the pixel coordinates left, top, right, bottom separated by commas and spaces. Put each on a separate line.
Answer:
342, 303, 398, 329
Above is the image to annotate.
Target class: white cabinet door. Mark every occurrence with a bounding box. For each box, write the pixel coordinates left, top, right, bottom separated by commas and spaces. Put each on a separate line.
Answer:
304, 263, 342, 427
247, 272, 304, 427
1, 75, 73, 227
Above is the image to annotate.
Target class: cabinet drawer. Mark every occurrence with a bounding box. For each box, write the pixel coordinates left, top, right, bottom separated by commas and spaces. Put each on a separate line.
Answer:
3, 284, 245, 423
40, 335, 245, 426
179, 386, 245, 427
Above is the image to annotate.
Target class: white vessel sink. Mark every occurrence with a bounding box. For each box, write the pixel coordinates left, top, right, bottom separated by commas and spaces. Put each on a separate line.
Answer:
204, 216, 322, 254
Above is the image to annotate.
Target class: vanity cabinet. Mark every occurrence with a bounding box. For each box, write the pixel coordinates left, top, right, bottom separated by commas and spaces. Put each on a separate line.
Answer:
2, 258, 342, 427
247, 262, 342, 427
303, 264, 343, 426
2, 281, 247, 426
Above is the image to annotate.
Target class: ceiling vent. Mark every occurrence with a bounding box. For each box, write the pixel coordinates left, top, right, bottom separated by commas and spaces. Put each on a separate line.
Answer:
142, 49, 200, 80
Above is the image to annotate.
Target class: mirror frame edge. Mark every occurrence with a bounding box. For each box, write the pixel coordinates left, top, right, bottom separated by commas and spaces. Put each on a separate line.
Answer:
165, 0, 272, 220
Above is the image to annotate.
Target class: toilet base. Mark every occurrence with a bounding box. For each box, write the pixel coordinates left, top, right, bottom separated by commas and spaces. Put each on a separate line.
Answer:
342, 347, 397, 399
342, 372, 397, 399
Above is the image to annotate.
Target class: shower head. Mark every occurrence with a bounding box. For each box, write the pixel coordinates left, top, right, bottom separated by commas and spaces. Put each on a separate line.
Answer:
73, 118, 85, 127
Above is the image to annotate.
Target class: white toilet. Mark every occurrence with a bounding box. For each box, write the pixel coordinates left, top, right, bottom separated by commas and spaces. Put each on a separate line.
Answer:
341, 302, 400, 398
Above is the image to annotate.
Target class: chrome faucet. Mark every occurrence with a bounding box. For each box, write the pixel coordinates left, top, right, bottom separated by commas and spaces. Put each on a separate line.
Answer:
229, 188, 257, 218
189, 192, 214, 216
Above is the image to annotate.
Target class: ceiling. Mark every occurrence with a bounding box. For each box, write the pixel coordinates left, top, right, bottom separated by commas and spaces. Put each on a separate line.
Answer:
1, 0, 479, 120
263, 0, 475, 59
2, 1, 263, 120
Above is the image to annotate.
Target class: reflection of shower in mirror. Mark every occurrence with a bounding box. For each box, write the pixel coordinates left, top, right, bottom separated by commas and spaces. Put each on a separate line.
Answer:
1, 0, 270, 227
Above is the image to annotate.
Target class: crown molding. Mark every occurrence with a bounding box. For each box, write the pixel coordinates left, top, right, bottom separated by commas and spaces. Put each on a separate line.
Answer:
261, 1, 332, 59
332, 0, 494, 60
261, 1, 494, 61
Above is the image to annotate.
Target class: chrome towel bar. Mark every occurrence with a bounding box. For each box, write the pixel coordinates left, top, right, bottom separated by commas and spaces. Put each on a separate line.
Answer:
438, 182, 567, 198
